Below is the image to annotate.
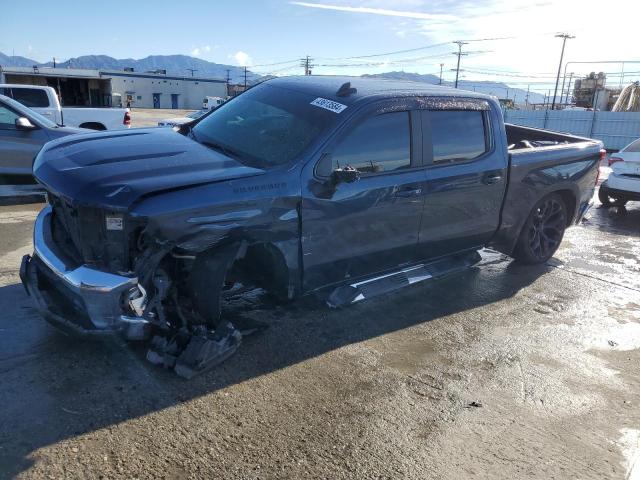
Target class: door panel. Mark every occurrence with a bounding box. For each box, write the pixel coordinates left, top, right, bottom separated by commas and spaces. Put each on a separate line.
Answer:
0, 104, 48, 175
417, 108, 507, 260
301, 107, 427, 291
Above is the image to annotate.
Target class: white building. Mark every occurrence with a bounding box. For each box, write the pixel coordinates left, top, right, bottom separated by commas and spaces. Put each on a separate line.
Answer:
0, 66, 227, 110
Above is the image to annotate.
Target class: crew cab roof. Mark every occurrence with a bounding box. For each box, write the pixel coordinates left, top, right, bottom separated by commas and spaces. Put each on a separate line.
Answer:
265, 75, 495, 107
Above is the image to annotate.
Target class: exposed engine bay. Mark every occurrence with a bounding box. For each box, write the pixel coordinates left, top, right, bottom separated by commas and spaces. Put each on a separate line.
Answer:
25, 197, 282, 378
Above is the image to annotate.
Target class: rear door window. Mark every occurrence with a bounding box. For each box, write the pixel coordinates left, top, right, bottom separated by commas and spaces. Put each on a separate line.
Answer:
427, 110, 489, 164
623, 138, 640, 152
328, 111, 411, 175
8, 88, 50, 108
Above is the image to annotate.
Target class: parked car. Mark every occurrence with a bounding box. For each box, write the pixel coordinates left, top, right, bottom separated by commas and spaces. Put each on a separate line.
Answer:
0, 94, 87, 196
157, 109, 207, 127
0, 84, 131, 131
202, 96, 225, 110
20, 76, 603, 377
599, 138, 640, 206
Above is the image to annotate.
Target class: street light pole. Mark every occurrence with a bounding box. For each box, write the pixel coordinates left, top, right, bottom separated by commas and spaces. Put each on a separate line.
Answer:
551, 33, 574, 110
439, 63, 444, 85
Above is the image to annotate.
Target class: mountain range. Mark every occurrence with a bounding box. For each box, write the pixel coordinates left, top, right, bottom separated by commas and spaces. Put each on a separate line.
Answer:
0, 52, 260, 83
363, 71, 544, 104
1, 52, 543, 104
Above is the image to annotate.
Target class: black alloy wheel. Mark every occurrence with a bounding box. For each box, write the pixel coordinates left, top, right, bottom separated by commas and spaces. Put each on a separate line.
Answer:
514, 194, 567, 264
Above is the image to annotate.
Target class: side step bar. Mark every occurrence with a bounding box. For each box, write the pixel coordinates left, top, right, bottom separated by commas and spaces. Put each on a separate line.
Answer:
326, 250, 482, 308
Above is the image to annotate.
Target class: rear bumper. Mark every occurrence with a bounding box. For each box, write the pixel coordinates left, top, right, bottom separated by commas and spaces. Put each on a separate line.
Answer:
604, 175, 640, 197
600, 181, 640, 201
20, 206, 151, 340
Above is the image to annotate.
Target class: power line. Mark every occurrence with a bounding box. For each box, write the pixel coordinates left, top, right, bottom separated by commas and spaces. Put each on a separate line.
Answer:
316, 51, 454, 68
249, 58, 301, 68
318, 42, 452, 61
317, 35, 522, 62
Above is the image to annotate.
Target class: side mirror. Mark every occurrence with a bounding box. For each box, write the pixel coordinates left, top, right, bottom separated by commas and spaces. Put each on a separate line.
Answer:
15, 117, 37, 131
331, 167, 360, 185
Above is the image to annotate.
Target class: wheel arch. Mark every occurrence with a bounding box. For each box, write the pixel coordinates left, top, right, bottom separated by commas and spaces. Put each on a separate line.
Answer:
490, 186, 578, 257
551, 188, 577, 226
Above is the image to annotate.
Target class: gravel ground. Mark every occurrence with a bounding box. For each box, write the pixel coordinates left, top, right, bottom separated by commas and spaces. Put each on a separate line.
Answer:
0, 174, 639, 479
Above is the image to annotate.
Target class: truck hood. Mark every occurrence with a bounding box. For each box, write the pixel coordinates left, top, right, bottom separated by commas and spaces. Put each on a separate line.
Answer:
33, 128, 265, 211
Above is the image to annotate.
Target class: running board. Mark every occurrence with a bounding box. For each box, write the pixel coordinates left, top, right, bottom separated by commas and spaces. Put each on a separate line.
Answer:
326, 250, 482, 308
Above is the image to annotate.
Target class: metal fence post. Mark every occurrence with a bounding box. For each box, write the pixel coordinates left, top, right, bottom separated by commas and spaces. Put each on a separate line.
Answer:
543, 109, 549, 129
589, 89, 600, 138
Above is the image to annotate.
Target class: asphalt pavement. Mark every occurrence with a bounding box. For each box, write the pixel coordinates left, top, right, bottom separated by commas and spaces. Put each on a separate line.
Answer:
0, 187, 639, 479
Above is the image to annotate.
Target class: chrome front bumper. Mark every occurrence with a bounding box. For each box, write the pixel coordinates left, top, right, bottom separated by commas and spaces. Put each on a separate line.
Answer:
20, 206, 152, 340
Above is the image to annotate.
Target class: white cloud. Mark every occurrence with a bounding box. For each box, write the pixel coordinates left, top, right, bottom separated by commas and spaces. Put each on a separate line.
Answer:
290, 1, 456, 21
190, 45, 214, 57
296, 0, 640, 94
232, 51, 252, 67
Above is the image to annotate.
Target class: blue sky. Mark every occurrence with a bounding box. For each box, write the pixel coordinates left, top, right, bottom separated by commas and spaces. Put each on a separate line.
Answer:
2, 0, 638, 93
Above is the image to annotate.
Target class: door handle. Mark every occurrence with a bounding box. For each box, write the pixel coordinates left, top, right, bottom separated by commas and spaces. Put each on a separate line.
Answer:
482, 173, 503, 185
395, 187, 423, 198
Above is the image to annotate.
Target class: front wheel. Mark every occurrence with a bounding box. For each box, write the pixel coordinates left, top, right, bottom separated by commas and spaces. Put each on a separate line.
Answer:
598, 187, 628, 207
512, 193, 567, 264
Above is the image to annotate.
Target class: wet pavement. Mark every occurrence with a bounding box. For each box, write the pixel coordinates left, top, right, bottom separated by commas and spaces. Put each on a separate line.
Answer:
0, 185, 639, 479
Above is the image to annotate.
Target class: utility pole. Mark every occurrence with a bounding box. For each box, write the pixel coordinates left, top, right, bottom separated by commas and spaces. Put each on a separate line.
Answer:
563, 72, 574, 106
525, 84, 530, 109
439, 63, 444, 85
186, 68, 197, 77
243, 66, 247, 89
452, 41, 468, 89
300, 55, 314, 75
225, 69, 231, 96
53, 57, 56, 68
551, 33, 575, 110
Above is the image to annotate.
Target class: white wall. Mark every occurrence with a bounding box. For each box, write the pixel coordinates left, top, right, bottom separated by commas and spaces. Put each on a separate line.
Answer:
106, 73, 226, 109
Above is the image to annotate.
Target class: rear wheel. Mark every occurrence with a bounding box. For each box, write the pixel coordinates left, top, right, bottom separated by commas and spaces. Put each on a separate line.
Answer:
598, 187, 628, 207
513, 193, 567, 264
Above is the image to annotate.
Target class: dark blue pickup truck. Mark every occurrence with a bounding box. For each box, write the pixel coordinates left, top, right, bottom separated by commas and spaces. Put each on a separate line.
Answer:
21, 76, 603, 376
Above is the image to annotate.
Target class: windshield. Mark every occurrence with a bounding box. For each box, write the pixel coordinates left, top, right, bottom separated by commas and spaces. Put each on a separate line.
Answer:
0, 94, 58, 128
187, 110, 207, 119
192, 83, 338, 168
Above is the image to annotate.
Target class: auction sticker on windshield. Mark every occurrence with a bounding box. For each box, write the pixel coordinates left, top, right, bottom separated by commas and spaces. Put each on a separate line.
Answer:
310, 98, 347, 113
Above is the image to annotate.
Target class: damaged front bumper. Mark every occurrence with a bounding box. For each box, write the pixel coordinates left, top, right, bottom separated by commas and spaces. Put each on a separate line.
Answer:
20, 206, 152, 340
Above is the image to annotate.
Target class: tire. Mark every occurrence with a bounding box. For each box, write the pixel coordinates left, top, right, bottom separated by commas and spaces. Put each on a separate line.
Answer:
598, 187, 628, 207
188, 246, 239, 329
513, 193, 567, 264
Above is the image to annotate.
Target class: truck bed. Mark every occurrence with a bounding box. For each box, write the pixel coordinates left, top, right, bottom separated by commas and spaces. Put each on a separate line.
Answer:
506, 123, 594, 151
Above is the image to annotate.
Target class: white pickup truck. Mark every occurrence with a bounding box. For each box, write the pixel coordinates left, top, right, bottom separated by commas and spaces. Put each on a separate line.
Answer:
0, 84, 130, 130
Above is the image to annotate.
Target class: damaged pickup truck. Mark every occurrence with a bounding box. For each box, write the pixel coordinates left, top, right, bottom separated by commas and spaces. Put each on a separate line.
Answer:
21, 76, 604, 377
